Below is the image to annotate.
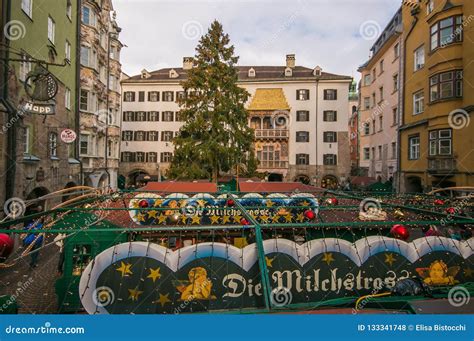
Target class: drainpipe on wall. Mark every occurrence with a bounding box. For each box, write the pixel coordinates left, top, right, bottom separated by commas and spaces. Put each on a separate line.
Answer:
104, 31, 112, 188
4, 0, 16, 201
397, 12, 418, 193
315, 79, 319, 187
76, 0, 84, 187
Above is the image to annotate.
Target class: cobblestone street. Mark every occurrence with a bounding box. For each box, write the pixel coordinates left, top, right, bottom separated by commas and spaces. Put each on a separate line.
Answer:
0, 236, 60, 314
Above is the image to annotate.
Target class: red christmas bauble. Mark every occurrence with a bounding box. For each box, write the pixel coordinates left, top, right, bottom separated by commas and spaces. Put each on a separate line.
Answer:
434, 199, 445, 206
0, 233, 14, 259
240, 218, 249, 226
446, 207, 456, 215
390, 224, 410, 241
304, 209, 316, 220
226, 199, 235, 207
138, 200, 149, 208
425, 225, 441, 237
325, 197, 338, 205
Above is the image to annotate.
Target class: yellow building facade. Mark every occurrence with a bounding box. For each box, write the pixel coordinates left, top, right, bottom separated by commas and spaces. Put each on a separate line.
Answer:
399, 0, 474, 193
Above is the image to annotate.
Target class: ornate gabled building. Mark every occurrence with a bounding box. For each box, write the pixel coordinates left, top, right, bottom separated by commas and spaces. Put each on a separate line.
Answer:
79, 0, 122, 189
120, 54, 353, 188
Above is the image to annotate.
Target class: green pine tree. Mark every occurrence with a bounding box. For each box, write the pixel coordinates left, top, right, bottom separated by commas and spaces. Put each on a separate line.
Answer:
168, 20, 256, 182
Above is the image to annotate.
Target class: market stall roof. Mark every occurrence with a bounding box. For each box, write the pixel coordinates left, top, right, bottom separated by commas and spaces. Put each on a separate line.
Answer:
141, 181, 218, 193
238, 181, 322, 193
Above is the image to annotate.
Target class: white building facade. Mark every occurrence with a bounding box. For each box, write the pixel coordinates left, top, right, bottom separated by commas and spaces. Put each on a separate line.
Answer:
120, 55, 352, 188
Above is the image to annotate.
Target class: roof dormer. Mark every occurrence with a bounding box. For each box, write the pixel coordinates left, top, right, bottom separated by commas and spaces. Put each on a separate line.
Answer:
313, 65, 322, 77
141, 69, 151, 79
169, 68, 179, 79
248, 67, 256, 78
284, 67, 292, 77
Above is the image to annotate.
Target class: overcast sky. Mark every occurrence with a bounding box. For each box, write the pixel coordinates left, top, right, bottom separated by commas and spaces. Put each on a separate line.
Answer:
113, 0, 401, 80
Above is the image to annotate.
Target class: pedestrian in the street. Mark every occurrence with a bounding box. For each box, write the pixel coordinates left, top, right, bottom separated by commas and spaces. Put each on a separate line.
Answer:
23, 218, 44, 269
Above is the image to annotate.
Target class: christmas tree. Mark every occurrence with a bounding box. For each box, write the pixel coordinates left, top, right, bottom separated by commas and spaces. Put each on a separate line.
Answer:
168, 20, 256, 181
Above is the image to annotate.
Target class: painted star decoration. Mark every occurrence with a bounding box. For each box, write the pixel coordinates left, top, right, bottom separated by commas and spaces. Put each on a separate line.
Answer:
384, 253, 396, 267
128, 287, 144, 301
322, 253, 335, 265
265, 256, 274, 268
116, 261, 133, 277
147, 267, 162, 283
154, 293, 172, 307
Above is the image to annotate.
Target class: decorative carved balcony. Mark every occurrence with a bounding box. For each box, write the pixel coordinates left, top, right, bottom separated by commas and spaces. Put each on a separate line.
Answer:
258, 160, 289, 169
427, 157, 457, 175
255, 129, 289, 139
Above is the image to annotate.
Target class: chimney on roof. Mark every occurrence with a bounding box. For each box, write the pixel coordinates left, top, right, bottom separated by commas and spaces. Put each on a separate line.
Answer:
286, 54, 295, 68
183, 57, 193, 70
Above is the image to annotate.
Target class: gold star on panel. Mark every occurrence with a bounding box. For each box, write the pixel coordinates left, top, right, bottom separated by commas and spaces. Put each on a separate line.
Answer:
181, 215, 189, 224
158, 214, 168, 224
284, 214, 293, 223
196, 199, 206, 207
210, 215, 220, 224
296, 212, 305, 222
233, 215, 242, 223
384, 253, 396, 267
116, 261, 133, 277
136, 213, 146, 222
131, 200, 140, 209
265, 200, 274, 207
147, 267, 162, 283
271, 215, 280, 223
147, 210, 159, 219
260, 215, 270, 223
265, 256, 274, 268
154, 293, 172, 307
322, 253, 335, 265
128, 288, 143, 301
301, 201, 310, 207
191, 215, 201, 224
222, 215, 231, 224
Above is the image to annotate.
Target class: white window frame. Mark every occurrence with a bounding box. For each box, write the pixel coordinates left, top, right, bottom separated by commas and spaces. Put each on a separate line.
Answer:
19, 54, 32, 82
414, 46, 425, 71
65, 40, 71, 61
66, 0, 72, 19
409, 135, 420, 160
413, 91, 424, 115
48, 16, 55, 44
21, 0, 33, 18
65, 87, 71, 110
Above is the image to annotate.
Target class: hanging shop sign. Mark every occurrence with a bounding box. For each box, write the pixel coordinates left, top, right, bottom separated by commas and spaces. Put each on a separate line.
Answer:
21, 101, 55, 115
78, 237, 474, 314
21, 66, 58, 115
60, 129, 77, 144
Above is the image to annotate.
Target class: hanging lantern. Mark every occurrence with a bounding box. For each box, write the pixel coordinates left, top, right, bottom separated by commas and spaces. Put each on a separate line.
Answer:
0, 234, 14, 260
139, 200, 149, 208
304, 209, 316, 220
390, 224, 410, 241
434, 199, 445, 206
240, 218, 249, 226
325, 197, 338, 206
226, 199, 235, 207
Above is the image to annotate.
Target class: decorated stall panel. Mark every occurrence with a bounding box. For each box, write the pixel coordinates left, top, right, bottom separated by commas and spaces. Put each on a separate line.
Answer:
79, 237, 474, 314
